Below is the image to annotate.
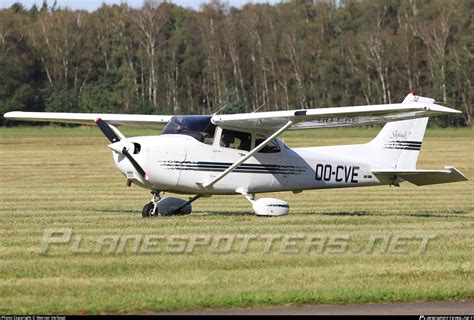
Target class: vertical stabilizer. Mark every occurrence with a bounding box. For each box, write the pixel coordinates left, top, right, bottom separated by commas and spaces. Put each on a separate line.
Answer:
368, 117, 428, 169
367, 94, 433, 169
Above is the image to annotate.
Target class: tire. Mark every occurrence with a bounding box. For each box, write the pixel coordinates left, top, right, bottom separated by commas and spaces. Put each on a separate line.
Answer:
142, 202, 156, 218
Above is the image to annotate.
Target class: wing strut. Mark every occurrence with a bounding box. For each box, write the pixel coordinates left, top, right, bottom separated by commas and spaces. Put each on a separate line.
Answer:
201, 120, 293, 189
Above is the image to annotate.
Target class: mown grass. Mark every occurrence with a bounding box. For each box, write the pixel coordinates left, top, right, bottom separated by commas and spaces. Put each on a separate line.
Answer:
0, 126, 472, 314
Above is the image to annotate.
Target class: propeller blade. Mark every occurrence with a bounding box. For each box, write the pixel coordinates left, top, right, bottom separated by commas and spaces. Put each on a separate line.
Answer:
122, 148, 148, 180
95, 118, 120, 143
96, 118, 148, 180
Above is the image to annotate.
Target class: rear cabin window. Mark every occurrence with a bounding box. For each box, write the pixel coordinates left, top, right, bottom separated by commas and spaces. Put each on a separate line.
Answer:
220, 129, 252, 151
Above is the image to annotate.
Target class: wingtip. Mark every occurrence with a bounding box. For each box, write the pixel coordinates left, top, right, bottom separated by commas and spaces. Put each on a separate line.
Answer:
3, 111, 18, 118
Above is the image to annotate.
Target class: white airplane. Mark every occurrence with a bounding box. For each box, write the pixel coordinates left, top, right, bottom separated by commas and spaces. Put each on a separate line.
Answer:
4, 93, 468, 217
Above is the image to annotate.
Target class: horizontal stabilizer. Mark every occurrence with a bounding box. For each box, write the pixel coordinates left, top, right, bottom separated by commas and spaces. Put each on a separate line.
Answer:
372, 166, 468, 186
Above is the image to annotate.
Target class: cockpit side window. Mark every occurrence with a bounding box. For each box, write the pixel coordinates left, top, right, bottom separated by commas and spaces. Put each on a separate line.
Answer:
255, 134, 281, 153
161, 116, 216, 145
220, 129, 252, 151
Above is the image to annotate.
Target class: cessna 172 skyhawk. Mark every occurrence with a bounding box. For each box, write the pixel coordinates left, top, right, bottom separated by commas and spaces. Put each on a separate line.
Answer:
4, 93, 468, 217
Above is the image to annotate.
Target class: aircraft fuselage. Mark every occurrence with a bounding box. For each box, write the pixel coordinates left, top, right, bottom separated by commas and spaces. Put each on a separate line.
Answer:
114, 134, 389, 195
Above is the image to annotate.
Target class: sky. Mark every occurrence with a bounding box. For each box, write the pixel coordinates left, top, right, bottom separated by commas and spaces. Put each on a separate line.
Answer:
0, 0, 281, 11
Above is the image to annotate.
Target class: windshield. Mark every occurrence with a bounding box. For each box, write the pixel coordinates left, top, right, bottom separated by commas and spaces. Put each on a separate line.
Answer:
161, 116, 216, 144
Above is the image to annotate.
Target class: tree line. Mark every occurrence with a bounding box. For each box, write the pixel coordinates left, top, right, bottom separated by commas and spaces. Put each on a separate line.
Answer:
0, 0, 472, 126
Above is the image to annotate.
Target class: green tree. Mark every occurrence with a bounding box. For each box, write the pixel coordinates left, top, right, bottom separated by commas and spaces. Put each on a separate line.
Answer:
0, 56, 41, 125
43, 84, 78, 113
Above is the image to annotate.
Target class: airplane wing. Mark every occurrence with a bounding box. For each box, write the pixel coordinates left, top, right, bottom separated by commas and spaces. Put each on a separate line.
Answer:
4, 94, 460, 130
3, 111, 172, 127
212, 94, 461, 132
372, 166, 468, 186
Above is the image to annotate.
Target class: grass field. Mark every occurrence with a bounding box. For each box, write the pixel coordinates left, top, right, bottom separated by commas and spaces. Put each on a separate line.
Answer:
0, 125, 472, 314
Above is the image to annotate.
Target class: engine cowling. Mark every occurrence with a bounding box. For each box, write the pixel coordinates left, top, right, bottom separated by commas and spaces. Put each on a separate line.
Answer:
252, 198, 289, 216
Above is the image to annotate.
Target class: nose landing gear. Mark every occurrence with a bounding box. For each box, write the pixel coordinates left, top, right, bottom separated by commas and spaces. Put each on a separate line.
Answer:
142, 191, 160, 217
142, 191, 200, 217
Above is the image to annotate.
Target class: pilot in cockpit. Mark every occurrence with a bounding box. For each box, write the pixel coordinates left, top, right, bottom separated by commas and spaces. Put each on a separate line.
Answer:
222, 132, 235, 148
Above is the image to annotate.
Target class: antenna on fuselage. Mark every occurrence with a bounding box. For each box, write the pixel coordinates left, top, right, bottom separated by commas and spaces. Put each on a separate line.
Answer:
252, 103, 265, 113
212, 104, 229, 115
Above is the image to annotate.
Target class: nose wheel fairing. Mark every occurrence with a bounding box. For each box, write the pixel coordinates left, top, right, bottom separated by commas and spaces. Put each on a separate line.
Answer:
142, 191, 193, 217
